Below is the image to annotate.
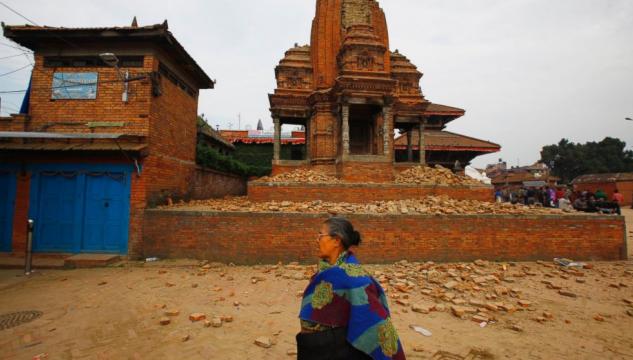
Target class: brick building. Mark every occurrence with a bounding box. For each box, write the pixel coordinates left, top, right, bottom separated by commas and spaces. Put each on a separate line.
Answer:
268, 0, 500, 181
0, 21, 215, 257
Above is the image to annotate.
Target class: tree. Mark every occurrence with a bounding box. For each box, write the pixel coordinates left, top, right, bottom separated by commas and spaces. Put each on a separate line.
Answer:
540, 137, 633, 184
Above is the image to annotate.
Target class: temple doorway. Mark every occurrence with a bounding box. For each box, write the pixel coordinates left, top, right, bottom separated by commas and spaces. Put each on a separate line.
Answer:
348, 104, 381, 155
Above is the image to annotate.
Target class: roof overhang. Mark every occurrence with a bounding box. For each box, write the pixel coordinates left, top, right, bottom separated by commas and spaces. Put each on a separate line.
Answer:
0, 131, 125, 139
2, 22, 215, 89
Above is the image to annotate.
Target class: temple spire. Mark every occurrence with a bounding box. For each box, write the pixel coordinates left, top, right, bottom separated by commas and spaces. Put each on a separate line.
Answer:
131, 16, 138, 28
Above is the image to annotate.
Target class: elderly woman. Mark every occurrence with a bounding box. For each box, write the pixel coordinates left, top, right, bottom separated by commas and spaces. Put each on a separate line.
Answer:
296, 217, 406, 360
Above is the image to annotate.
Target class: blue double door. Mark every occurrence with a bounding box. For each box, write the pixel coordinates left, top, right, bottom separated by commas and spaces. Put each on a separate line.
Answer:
0, 170, 17, 252
30, 164, 131, 254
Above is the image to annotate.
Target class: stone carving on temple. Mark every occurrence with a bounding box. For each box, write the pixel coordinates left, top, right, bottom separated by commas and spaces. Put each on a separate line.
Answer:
268, 0, 500, 182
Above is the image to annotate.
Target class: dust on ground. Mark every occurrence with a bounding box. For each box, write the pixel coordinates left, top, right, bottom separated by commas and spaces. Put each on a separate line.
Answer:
0, 210, 631, 360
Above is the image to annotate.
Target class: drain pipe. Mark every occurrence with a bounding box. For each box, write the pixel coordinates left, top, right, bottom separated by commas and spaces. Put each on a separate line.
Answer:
25, 219, 34, 276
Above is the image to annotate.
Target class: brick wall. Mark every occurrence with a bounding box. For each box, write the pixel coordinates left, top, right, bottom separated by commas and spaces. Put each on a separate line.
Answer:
248, 182, 494, 203
11, 173, 30, 253
190, 167, 246, 200
144, 57, 200, 202
143, 210, 627, 264
338, 161, 394, 183
24, 54, 153, 136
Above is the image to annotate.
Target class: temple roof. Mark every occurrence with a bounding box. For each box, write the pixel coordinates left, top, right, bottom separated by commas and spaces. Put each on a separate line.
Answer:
425, 103, 465, 116
394, 130, 500, 153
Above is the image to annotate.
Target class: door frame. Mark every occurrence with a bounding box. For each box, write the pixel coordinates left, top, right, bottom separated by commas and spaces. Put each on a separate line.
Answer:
0, 164, 18, 253
28, 163, 133, 254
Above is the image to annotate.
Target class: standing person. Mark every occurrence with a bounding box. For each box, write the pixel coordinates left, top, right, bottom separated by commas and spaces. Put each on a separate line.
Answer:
297, 217, 406, 360
548, 187, 557, 207
495, 189, 503, 203
612, 189, 624, 215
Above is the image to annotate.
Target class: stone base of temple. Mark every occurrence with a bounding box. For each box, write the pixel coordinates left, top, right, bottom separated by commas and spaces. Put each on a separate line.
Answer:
248, 182, 494, 203
337, 160, 394, 183
143, 210, 627, 264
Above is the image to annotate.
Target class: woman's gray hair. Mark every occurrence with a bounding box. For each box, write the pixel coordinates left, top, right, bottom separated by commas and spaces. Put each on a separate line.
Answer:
324, 217, 362, 249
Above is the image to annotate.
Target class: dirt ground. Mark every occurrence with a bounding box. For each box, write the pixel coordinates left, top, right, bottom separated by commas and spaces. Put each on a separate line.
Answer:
0, 211, 631, 360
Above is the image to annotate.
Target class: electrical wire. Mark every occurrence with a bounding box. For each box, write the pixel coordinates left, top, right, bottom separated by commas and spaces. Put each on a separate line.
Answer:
0, 52, 31, 60
0, 1, 82, 50
0, 41, 32, 52
0, 75, 148, 94
0, 63, 32, 77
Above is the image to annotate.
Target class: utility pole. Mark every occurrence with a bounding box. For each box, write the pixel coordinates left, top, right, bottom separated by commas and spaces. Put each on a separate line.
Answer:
238, 113, 241, 130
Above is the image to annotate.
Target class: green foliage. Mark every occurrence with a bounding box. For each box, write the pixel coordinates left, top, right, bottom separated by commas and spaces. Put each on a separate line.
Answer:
196, 143, 270, 177
541, 137, 633, 183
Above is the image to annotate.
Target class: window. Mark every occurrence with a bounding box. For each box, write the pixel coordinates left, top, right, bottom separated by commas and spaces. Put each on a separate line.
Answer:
158, 63, 196, 97
51, 72, 98, 100
44, 56, 145, 68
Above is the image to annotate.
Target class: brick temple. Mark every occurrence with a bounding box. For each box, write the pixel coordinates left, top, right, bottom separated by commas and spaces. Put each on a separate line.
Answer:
268, 0, 499, 182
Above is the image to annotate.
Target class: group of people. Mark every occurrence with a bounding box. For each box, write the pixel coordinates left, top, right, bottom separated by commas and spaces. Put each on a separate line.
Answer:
494, 186, 628, 215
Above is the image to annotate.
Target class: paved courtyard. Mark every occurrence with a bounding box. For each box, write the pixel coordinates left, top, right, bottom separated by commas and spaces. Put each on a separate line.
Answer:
0, 210, 631, 360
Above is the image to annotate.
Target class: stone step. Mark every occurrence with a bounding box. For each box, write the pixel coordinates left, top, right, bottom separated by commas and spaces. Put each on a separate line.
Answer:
64, 254, 121, 269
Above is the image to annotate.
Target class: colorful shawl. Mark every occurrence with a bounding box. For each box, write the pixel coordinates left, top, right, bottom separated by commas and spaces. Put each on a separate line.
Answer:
299, 252, 406, 360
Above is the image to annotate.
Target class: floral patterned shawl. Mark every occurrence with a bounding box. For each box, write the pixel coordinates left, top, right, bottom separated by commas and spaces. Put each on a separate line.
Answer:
299, 252, 406, 359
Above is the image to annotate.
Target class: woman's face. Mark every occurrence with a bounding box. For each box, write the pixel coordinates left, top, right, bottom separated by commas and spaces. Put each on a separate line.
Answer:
317, 223, 342, 260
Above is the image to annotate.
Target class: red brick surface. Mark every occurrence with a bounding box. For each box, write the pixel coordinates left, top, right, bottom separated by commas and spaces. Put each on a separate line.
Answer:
248, 183, 494, 203
143, 211, 627, 264
11, 174, 30, 253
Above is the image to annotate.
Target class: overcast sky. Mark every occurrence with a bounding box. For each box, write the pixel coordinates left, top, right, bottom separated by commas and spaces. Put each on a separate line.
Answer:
1, 0, 632, 168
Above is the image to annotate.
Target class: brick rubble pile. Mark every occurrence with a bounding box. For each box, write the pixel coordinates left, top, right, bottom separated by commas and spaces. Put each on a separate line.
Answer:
255, 169, 341, 184
396, 165, 482, 186
162, 195, 579, 216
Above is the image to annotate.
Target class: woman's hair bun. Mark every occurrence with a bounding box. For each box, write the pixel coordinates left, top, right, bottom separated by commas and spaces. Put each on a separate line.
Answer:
351, 230, 362, 246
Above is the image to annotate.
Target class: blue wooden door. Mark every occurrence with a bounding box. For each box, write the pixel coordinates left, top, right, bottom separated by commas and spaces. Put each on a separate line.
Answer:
0, 171, 16, 252
33, 172, 82, 252
82, 172, 129, 253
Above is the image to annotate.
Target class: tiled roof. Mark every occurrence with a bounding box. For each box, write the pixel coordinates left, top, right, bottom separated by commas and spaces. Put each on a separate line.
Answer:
2, 22, 214, 89
425, 103, 465, 115
219, 130, 305, 145
491, 172, 560, 185
571, 173, 633, 184
394, 130, 500, 152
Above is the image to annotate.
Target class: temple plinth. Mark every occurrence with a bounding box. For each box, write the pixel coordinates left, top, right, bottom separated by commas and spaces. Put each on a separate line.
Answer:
268, 0, 498, 182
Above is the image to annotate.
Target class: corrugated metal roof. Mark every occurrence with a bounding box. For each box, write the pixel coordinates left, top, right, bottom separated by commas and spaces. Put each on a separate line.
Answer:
0, 131, 124, 139
0, 142, 147, 152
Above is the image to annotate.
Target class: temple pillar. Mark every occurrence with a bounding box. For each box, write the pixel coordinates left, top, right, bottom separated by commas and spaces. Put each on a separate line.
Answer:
305, 120, 310, 162
273, 116, 281, 161
382, 106, 392, 157
342, 104, 350, 156
419, 119, 426, 166
406, 128, 413, 162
